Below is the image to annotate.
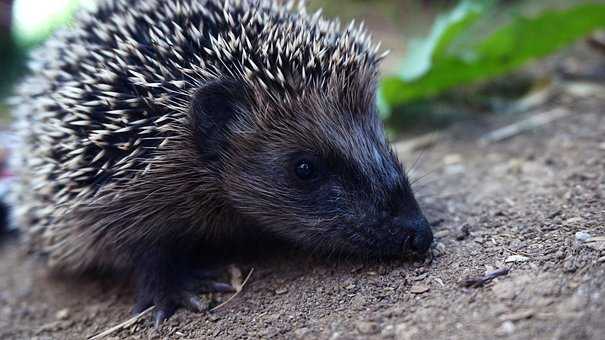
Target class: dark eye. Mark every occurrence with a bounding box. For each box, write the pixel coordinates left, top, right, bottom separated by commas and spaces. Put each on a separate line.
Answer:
294, 159, 316, 180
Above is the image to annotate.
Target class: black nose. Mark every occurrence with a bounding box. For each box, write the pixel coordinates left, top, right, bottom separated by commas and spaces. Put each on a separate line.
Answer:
408, 216, 433, 253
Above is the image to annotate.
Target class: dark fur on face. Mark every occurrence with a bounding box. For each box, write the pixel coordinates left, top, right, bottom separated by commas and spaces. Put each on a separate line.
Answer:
193, 72, 433, 258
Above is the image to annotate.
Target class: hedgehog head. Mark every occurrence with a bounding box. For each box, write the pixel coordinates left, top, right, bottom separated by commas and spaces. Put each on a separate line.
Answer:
188, 78, 431, 259
189, 78, 431, 257
173, 2, 433, 257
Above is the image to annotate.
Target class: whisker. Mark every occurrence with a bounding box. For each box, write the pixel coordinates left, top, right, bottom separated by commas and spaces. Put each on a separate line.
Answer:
410, 165, 442, 187
406, 148, 427, 180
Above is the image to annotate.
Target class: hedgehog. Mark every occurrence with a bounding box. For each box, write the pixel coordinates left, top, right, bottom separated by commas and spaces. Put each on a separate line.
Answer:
11, 0, 434, 325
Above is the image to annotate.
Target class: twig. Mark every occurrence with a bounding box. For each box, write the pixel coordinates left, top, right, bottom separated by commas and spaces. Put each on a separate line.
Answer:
479, 108, 570, 145
462, 268, 510, 288
87, 306, 155, 340
210, 268, 254, 312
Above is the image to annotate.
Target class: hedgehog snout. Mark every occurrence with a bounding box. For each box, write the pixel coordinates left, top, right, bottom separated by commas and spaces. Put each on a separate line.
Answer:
400, 214, 433, 254
378, 211, 433, 254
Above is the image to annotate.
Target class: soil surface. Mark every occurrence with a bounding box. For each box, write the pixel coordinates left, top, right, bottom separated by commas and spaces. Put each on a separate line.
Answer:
1, 75, 604, 340
1, 4, 605, 335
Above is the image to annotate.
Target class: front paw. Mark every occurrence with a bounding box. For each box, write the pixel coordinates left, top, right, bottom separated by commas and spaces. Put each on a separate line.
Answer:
133, 262, 235, 327
133, 286, 208, 327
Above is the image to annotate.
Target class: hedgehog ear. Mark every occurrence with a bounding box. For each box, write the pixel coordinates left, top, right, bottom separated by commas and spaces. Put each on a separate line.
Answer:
191, 79, 248, 160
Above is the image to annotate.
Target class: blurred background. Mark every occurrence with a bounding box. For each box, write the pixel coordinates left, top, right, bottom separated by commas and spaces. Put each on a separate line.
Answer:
1, 0, 605, 131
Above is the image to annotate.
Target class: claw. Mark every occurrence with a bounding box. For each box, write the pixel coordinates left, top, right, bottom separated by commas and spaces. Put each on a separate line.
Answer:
153, 304, 177, 328
154, 309, 167, 329
182, 293, 208, 313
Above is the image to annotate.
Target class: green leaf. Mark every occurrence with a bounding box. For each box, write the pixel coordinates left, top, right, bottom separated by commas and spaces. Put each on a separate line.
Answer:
399, 0, 486, 81
380, 2, 605, 113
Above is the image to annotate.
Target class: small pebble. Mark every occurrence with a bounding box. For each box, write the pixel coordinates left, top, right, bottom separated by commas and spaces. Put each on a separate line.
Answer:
497, 321, 516, 336
505, 255, 530, 263
456, 224, 471, 241
443, 154, 462, 165
381, 324, 395, 336
55, 308, 70, 320
444, 164, 465, 175
432, 242, 446, 257
275, 288, 288, 295
329, 332, 341, 340
410, 284, 430, 294
294, 327, 310, 338
575, 231, 592, 242
412, 273, 428, 281
499, 309, 534, 321
555, 250, 566, 260
507, 158, 523, 174
268, 313, 281, 321
433, 229, 450, 238
564, 217, 582, 226
563, 259, 577, 273
356, 321, 379, 334
395, 324, 419, 340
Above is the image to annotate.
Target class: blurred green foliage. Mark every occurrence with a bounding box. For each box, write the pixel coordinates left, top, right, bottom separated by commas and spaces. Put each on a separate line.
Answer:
380, 1, 605, 116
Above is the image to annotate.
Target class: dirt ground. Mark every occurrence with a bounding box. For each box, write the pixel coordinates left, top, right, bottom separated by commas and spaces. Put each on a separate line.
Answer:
0, 66, 604, 339
1, 2, 605, 335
